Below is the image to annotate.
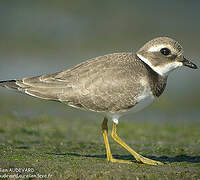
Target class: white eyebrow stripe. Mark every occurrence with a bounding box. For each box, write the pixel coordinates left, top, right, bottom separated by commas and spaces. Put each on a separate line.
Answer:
148, 45, 167, 52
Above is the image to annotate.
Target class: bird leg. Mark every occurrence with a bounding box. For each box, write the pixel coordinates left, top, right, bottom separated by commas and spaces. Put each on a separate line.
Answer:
101, 117, 132, 164
111, 122, 164, 165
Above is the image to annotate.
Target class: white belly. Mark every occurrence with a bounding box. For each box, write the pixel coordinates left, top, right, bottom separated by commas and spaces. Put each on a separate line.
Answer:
106, 79, 155, 124
126, 92, 155, 114
124, 78, 155, 115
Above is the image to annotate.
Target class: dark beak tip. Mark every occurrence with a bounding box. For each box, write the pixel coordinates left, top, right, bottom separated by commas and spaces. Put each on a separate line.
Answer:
190, 63, 198, 69
189, 63, 198, 69
182, 57, 198, 69
194, 65, 198, 69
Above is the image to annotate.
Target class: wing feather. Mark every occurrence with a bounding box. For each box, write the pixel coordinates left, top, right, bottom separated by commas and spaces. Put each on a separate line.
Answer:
0, 53, 146, 111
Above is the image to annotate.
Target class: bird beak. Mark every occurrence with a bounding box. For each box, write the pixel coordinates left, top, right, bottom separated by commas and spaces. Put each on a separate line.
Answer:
181, 57, 198, 69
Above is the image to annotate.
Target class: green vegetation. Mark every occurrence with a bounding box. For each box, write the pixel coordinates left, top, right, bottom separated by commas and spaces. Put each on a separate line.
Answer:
0, 1, 200, 179
0, 113, 199, 180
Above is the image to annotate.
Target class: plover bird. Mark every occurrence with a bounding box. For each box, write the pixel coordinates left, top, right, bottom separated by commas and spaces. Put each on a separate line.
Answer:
0, 37, 198, 165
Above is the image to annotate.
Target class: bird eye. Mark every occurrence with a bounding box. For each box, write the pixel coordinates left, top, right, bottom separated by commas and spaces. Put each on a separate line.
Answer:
160, 48, 171, 56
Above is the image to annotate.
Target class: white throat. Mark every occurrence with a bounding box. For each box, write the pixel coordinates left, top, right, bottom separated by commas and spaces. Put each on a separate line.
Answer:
137, 54, 182, 76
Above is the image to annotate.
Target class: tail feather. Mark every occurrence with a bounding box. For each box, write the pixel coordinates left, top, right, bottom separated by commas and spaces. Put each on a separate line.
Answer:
0, 74, 66, 100
0, 77, 63, 101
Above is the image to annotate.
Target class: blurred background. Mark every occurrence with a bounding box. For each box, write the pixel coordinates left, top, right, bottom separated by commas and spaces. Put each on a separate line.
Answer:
0, 0, 199, 123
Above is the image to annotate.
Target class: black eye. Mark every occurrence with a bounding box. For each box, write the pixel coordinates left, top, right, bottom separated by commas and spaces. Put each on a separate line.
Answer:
160, 48, 171, 56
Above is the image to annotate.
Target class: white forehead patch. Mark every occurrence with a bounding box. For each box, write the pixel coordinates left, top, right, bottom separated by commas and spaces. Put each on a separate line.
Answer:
137, 54, 183, 76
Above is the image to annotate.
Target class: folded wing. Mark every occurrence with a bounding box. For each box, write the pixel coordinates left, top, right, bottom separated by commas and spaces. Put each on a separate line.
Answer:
0, 53, 144, 112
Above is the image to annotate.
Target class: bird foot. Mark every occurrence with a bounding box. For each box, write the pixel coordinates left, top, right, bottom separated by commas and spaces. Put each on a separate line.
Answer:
136, 155, 164, 165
